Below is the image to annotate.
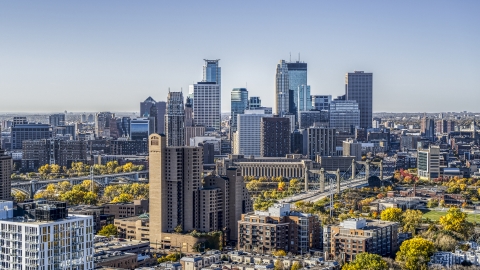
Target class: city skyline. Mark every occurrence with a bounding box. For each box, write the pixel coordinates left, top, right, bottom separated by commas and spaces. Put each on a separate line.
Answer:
1, 1, 479, 113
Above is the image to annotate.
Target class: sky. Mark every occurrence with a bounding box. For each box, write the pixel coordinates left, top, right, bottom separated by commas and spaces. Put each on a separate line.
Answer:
1, 1, 479, 113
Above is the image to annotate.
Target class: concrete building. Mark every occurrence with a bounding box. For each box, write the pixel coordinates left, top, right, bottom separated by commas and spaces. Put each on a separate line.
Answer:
260, 116, 291, 157
345, 71, 373, 130
11, 123, 52, 150
298, 111, 328, 129
95, 112, 114, 138
306, 127, 337, 160
114, 214, 150, 241
49, 113, 66, 127
234, 110, 273, 156
190, 82, 221, 131
103, 200, 149, 219
324, 218, 398, 262
343, 139, 362, 160
165, 91, 185, 146
185, 126, 205, 147
238, 203, 322, 254
0, 149, 12, 200
0, 200, 94, 270
418, 145, 441, 180
311, 95, 332, 111
22, 139, 88, 170
249, 96, 261, 109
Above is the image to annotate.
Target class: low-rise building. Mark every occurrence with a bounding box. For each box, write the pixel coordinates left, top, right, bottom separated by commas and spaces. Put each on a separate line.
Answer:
114, 213, 150, 241
94, 251, 138, 269
103, 199, 149, 219
324, 218, 399, 262
238, 203, 322, 254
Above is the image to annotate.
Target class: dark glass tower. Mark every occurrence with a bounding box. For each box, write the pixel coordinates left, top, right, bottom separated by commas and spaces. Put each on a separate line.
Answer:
230, 88, 249, 132
345, 71, 373, 130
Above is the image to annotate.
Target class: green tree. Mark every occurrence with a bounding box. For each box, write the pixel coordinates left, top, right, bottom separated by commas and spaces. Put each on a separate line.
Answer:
402, 209, 423, 235
380, 208, 403, 223
158, 252, 182, 263
98, 224, 118, 237
395, 238, 435, 270
342, 252, 388, 270
439, 207, 474, 239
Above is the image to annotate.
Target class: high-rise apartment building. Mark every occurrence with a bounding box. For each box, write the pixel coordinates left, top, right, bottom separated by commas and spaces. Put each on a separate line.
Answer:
234, 110, 273, 156
0, 200, 94, 270
190, 82, 221, 131
345, 71, 373, 130
203, 59, 221, 86
11, 123, 52, 150
324, 218, 398, 262
165, 91, 185, 146
306, 127, 337, 160
260, 116, 291, 157
248, 97, 261, 109
418, 145, 440, 181
329, 100, 360, 133
274, 60, 289, 116
230, 88, 249, 133
312, 95, 332, 111
149, 134, 251, 246
0, 149, 12, 200
49, 113, 66, 127
287, 61, 307, 113
238, 203, 322, 254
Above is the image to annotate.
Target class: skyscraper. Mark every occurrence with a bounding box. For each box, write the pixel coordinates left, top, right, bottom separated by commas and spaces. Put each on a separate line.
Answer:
421, 115, 435, 141
49, 113, 65, 127
345, 71, 373, 130
297, 85, 312, 112
129, 118, 152, 141
306, 127, 337, 160
190, 82, 221, 131
140, 97, 166, 134
260, 116, 291, 157
234, 109, 272, 156
95, 112, 113, 138
248, 96, 261, 109
0, 149, 12, 200
275, 60, 289, 116
329, 100, 361, 133
287, 61, 308, 114
165, 91, 185, 146
312, 95, 332, 111
230, 88, 249, 132
203, 59, 221, 86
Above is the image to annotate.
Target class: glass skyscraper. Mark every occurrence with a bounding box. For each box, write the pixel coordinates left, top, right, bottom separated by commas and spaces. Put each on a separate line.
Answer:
275, 60, 289, 116
230, 88, 249, 132
329, 100, 360, 133
287, 61, 307, 114
203, 59, 221, 86
130, 118, 151, 141
297, 85, 312, 112
345, 71, 373, 130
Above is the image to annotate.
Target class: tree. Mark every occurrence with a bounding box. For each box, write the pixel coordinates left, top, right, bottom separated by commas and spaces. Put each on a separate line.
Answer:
290, 261, 301, 270
342, 252, 388, 270
402, 209, 423, 235
439, 207, 474, 239
98, 224, 118, 237
274, 260, 284, 270
246, 180, 260, 192
12, 191, 27, 202
158, 252, 182, 263
278, 182, 286, 191
426, 199, 439, 208
395, 238, 435, 270
174, 224, 183, 233
380, 208, 403, 223
111, 193, 134, 203
272, 249, 287, 257
434, 233, 457, 251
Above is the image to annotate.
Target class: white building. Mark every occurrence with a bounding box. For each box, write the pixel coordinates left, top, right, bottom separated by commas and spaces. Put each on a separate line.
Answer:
0, 200, 94, 270
234, 110, 272, 156
418, 145, 440, 181
190, 82, 221, 131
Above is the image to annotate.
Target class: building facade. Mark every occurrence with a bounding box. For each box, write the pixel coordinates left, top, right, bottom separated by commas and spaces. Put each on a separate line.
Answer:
260, 117, 291, 157
234, 110, 273, 156
231, 88, 249, 133
22, 139, 88, 170
190, 82, 221, 131
165, 91, 185, 146
418, 145, 440, 180
11, 123, 52, 150
329, 100, 360, 133
0, 149, 12, 200
275, 60, 289, 116
49, 113, 66, 127
345, 71, 373, 130
312, 95, 332, 111
306, 127, 337, 160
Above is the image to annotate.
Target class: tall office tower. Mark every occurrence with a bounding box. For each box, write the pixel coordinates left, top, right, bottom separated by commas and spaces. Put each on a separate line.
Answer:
275, 60, 289, 116
306, 127, 337, 160
149, 134, 203, 236
418, 145, 440, 181
297, 85, 312, 112
343, 138, 362, 161
249, 96, 261, 109
184, 96, 194, 127
117, 117, 131, 137
0, 201, 94, 270
11, 123, 52, 150
87, 114, 94, 122
345, 71, 373, 130
312, 95, 332, 111
421, 116, 435, 141
260, 116, 291, 157
129, 118, 153, 141
165, 91, 185, 146
230, 88, 249, 132
190, 82, 221, 130
95, 112, 113, 138
298, 111, 327, 129
81, 113, 87, 123
287, 61, 307, 114
0, 149, 12, 200
49, 113, 66, 127
234, 110, 273, 156
203, 59, 221, 86
329, 100, 360, 133
140, 97, 166, 134
12, 116, 27, 126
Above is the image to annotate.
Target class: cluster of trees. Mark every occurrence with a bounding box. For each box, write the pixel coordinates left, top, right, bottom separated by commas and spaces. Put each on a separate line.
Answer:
157, 252, 182, 263
33, 180, 148, 205
380, 208, 423, 234
98, 224, 118, 237
252, 179, 303, 211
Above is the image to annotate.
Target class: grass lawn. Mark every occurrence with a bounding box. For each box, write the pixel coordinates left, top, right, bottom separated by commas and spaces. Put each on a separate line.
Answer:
421, 209, 480, 223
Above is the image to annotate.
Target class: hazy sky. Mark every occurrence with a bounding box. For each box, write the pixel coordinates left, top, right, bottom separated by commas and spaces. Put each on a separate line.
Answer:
1, 1, 479, 113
